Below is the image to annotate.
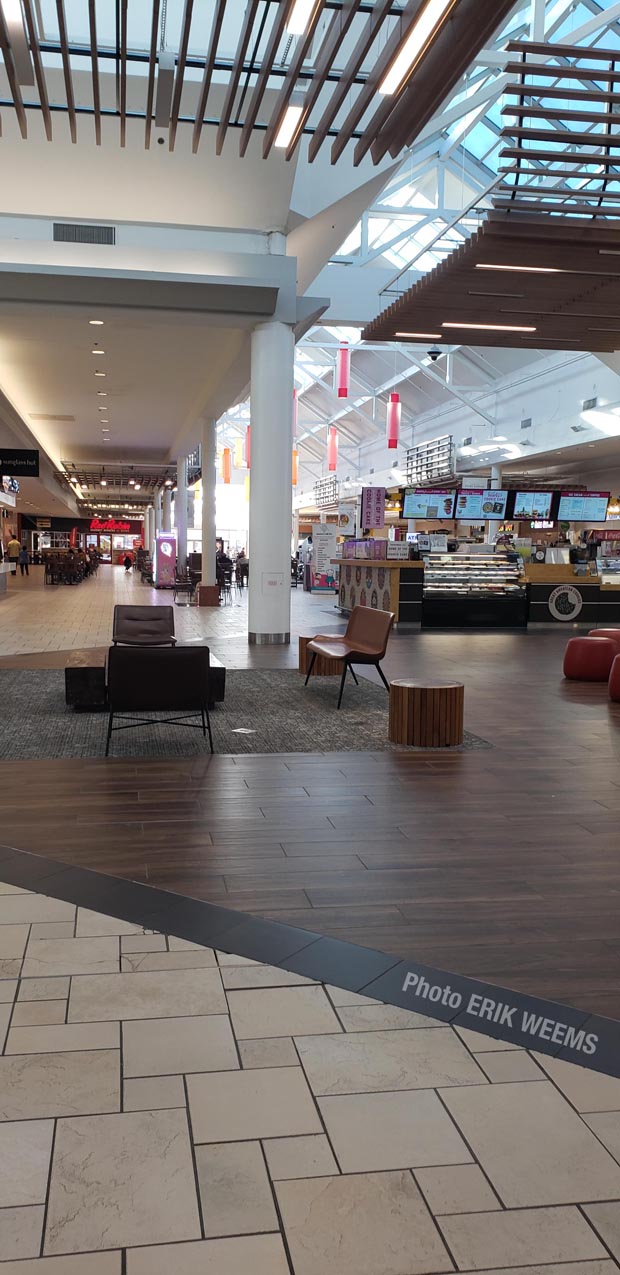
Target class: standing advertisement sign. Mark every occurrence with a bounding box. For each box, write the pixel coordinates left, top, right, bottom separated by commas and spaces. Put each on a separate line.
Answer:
154, 534, 176, 588
311, 523, 338, 591
361, 487, 386, 529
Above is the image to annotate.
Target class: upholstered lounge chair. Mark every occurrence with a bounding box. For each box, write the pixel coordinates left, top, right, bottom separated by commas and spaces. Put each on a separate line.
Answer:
305, 605, 394, 709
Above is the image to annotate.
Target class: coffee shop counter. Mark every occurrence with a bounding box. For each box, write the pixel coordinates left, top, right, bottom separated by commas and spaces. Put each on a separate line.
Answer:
333, 559, 424, 624
525, 562, 620, 625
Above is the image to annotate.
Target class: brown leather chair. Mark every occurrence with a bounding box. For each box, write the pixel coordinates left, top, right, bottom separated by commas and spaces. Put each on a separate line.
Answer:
105, 646, 213, 755
305, 606, 395, 709
112, 605, 176, 647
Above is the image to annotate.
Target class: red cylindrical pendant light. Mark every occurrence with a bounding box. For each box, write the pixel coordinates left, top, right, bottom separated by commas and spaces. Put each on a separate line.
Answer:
245, 426, 251, 469
386, 392, 401, 449
327, 426, 338, 472
221, 447, 232, 484
292, 448, 299, 487
336, 342, 350, 398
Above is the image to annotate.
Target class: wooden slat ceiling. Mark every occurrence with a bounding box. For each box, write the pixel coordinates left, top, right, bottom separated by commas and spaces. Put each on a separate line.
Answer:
498, 41, 620, 220
0, 0, 515, 162
361, 212, 620, 352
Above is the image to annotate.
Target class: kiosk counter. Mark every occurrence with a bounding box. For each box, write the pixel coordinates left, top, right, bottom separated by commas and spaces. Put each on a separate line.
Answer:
334, 559, 424, 624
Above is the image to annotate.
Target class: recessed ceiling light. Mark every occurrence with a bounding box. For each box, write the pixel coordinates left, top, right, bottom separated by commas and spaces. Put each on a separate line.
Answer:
134, 484, 141, 491
379, 0, 456, 95
95, 371, 106, 377
128, 479, 135, 485
165, 479, 173, 485
89, 319, 104, 325
97, 391, 107, 397
275, 102, 305, 149
101, 419, 109, 423
476, 264, 562, 275
396, 331, 442, 339
286, 0, 317, 35
442, 321, 537, 333
100, 480, 107, 486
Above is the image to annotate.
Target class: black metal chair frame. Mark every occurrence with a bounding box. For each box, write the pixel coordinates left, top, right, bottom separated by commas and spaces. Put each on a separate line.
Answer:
305, 651, 391, 710
105, 706, 213, 756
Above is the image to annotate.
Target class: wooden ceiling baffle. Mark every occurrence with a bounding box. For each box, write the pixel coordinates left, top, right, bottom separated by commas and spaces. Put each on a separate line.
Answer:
363, 42, 620, 353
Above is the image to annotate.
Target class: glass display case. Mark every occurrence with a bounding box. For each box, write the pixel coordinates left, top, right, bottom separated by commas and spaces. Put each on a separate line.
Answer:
422, 552, 527, 627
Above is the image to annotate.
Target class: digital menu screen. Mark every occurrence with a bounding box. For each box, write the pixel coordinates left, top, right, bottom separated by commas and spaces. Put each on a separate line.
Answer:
513, 491, 554, 520
454, 489, 509, 521
403, 488, 456, 519
558, 491, 610, 523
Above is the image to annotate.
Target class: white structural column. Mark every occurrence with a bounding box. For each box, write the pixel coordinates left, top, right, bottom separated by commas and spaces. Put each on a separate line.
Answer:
248, 320, 294, 644
163, 488, 172, 533
201, 419, 217, 586
154, 490, 162, 540
490, 465, 502, 489
144, 506, 152, 551
176, 454, 188, 571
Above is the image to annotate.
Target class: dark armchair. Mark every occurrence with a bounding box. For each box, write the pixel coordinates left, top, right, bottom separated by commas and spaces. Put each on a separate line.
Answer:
105, 646, 214, 755
112, 605, 176, 647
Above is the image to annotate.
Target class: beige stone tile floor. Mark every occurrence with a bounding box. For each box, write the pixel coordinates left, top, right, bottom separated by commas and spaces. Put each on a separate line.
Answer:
0, 565, 333, 663
1, 877, 620, 1272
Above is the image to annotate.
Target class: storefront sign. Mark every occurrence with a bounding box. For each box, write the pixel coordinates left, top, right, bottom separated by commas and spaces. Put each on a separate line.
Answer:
311, 523, 338, 591
548, 584, 583, 621
0, 448, 39, 477
90, 518, 132, 533
361, 486, 386, 529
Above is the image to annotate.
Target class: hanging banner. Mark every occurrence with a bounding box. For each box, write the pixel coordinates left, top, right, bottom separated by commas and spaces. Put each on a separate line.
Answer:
361, 486, 386, 529
311, 523, 338, 591
337, 506, 356, 536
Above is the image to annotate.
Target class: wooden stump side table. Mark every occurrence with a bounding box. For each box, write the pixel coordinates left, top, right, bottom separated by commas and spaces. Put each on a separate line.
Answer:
298, 636, 342, 676
389, 679, 464, 748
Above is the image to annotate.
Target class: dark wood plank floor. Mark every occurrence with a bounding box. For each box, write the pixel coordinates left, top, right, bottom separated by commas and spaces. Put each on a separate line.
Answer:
3, 629, 620, 1018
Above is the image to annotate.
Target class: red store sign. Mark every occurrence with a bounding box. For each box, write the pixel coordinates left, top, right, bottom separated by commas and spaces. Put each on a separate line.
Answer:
90, 518, 133, 533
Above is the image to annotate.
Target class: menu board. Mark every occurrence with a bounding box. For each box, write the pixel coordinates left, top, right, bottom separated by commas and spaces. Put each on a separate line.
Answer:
558, 491, 610, 523
513, 491, 554, 520
454, 489, 509, 521
403, 488, 455, 519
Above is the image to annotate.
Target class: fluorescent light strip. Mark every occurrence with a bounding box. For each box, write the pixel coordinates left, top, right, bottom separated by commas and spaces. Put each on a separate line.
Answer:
287, 0, 316, 35
380, 0, 455, 96
476, 264, 563, 274
442, 322, 537, 333
396, 331, 442, 339
275, 104, 304, 149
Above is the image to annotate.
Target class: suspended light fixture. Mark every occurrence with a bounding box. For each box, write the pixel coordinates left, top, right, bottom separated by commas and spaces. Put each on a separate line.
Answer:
386, 393, 401, 449
246, 425, 251, 469
327, 426, 338, 472
221, 448, 232, 484
292, 449, 299, 487
336, 342, 350, 398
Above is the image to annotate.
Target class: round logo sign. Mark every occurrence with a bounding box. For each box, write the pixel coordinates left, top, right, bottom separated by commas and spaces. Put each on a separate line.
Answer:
548, 584, 583, 622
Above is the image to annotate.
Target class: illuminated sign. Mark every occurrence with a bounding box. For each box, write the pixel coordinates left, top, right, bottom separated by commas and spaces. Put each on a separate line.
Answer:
90, 517, 134, 533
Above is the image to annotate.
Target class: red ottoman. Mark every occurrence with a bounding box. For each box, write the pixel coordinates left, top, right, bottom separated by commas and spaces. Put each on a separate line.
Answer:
563, 636, 617, 681
589, 628, 620, 653
609, 654, 620, 702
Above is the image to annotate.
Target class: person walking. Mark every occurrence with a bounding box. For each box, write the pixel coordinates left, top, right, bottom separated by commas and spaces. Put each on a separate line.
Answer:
18, 544, 29, 577
6, 534, 20, 576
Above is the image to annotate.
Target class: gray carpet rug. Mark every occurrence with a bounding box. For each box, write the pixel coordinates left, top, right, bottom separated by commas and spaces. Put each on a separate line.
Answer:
0, 669, 491, 758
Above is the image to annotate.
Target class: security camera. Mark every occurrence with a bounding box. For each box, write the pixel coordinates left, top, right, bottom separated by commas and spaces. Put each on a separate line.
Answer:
428, 347, 441, 362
